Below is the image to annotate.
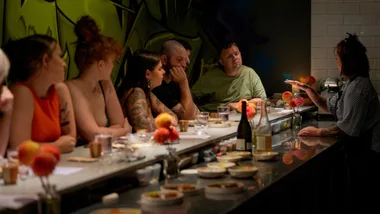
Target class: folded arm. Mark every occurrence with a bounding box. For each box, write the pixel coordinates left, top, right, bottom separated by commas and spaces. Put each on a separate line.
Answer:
126, 88, 156, 131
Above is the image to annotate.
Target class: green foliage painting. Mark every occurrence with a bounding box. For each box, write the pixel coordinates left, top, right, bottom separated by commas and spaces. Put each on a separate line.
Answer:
0, 0, 219, 88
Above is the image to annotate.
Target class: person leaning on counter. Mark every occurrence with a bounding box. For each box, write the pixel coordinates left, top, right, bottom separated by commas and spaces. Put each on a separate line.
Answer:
0, 49, 13, 156
285, 33, 380, 210
191, 41, 267, 112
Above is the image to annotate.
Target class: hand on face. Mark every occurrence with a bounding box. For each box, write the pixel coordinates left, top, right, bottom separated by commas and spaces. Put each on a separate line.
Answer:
284, 79, 312, 91
0, 86, 13, 115
170, 67, 187, 83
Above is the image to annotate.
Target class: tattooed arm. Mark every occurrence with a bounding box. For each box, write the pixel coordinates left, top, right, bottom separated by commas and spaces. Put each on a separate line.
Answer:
150, 92, 178, 125
55, 83, 76, 137
126, 88, 156, 131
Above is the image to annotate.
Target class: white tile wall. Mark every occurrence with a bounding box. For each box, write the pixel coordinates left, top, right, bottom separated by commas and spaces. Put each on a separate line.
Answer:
312, 0, 380, 95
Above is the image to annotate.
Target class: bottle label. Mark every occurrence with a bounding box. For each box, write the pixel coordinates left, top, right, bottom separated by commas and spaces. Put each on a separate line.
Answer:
236, 139, 245, 150
246, 142, 252, 152
256, 136, 266, 150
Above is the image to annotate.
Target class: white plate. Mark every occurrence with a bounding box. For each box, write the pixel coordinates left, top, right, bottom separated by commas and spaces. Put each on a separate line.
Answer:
205, 182, 245, 194
197, 167, 226, 178
253, 152, 279, 161
216, 155, 242, 163
207, 162, 236, 169
141, 191, 184, 206
180, 169, 198, 175
208, 122, 231, 128
161, 184, 201, 196
226, 151, 251, 159
90, 208, 141, 214
228, 166, 258, 179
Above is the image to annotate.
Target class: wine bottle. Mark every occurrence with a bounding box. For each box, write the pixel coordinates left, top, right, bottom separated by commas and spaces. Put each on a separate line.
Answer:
236, 101, 252, 152
255, 99, 272, 153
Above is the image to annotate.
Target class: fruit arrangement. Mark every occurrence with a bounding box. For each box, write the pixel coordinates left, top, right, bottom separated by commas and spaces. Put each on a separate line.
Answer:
299, 75, 316, 85
236, 99, 256, 120
282, 92, 305, 109
153, 113, 179, 145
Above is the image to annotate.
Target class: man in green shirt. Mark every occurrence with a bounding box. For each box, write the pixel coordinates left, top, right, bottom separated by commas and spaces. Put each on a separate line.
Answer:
191, 42, 267, 112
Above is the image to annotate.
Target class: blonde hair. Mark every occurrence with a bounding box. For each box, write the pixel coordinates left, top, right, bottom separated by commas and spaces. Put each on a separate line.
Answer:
0, 49, 10, 78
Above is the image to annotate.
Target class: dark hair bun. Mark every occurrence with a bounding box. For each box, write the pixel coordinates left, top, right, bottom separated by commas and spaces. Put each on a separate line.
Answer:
74, 15, 100, 44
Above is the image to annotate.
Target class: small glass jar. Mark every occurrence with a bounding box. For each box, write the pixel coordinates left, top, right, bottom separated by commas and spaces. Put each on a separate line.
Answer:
163, 147, 180, 179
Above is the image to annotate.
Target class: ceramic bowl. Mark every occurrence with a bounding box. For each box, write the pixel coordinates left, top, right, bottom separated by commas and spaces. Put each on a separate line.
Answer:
140, 191, 184, 206
161, 184, 201, 196
196, 167, 226, 178
253, 152, 279, 161
228, 166, 258, 179
216, 155, 242, 163
226, 151, 251, 159
207, 162, 236, 169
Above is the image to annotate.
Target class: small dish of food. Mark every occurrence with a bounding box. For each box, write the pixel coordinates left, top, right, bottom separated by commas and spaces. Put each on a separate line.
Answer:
226, 151, 251, 159
228, 166, 258, 179
216, 155, 242, 163
161, 184, 200, 195
90, 208, 141, 214
141, 191, 184, 206
253, 152, 279, 161
207, 162, 236, 169
196, 167, 226, 178
205, 182, 245, 194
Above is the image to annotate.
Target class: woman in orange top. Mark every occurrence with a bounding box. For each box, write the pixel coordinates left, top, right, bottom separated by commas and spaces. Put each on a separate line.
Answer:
4, 35, 76, 153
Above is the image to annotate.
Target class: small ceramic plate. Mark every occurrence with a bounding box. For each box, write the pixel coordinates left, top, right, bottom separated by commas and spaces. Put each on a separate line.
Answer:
180, 169, 198, 175
228, 166, 258, 179
226, 151, 251, 159
207, 162, 236, 169
253, 152, 279, 161
208, 121, 231, 128
197, 167, 226, 178
161, 184, 201, 195
90, 208, 141, 214
141, 191, 184, 206
216, 155, 242, 163
205, 182, 245, 194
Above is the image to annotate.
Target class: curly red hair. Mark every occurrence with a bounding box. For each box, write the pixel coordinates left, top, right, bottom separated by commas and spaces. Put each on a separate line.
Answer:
74, 15, 123, 71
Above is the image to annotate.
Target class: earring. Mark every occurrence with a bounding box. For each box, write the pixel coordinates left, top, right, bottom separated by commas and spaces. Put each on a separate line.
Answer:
148, 80, 151, 89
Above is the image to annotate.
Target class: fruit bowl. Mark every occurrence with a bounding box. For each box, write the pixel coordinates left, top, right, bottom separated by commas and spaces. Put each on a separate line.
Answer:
196, 167, 226, 178
228, 166, 258, 179
216, 155, 242, 163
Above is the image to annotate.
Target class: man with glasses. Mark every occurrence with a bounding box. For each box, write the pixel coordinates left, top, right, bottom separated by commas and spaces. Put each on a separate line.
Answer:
151, 40, 198, 120
191, 41, 267, 112
0, 49, 14, 156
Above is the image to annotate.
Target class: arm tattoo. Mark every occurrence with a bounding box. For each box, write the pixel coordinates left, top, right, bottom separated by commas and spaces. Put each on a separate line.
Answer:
150, 93, 178, 120
172, 106, 185, 119
322, 125, 341, 136
127, 89, 154, 130
60, 102, 70, 127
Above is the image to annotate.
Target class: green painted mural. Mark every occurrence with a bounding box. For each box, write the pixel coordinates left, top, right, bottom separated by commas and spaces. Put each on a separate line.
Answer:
0, 0, 219, 88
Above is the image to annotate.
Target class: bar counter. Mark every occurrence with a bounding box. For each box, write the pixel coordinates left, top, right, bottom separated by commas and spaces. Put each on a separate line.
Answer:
72, 120, 339, 214
1, 106, 331, 213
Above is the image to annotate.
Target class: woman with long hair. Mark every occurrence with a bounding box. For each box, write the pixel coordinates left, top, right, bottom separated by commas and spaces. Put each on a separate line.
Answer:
66, 16, 132, 142
118, 49, 178, 132
4, 35, 76, 153
0, 49, 13, 156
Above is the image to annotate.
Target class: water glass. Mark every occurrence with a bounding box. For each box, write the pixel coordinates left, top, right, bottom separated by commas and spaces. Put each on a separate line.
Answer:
7, 150, 28, 180
150, 163, 162, 184
136, 167, 152, 186
194, 114, 209, 135
94, 133, 113, 154
217, 106, 230, 121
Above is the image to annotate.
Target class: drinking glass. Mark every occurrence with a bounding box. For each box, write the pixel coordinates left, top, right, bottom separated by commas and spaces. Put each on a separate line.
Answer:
94, 133, 113, 154
7, 149, 28, 180
194, 113, 209, 135
217, 106, 230, 121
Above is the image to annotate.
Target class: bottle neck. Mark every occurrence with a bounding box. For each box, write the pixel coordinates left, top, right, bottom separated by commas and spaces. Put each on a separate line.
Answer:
260, 99, 268, 118
241, 102, 247, 120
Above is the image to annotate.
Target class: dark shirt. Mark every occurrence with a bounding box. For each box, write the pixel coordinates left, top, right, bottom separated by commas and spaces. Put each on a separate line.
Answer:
151, 81, 181, 109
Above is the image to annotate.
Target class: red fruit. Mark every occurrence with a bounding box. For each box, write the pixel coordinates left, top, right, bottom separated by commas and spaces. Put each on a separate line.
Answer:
40, 144, 61, 161
31, 152, 58, 177
299, 76, 309, 84
246, 106, 256, 120
308, 76, 316, 84
153, 128, 171, 144
282, 152, 293, 165
294, 97, 304, 107
168, 127, 180, 142
289, 100, 297, 108
18, 140, 40, 166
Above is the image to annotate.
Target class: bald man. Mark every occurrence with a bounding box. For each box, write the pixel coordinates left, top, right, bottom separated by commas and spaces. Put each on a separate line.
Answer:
151, 40, 198, 120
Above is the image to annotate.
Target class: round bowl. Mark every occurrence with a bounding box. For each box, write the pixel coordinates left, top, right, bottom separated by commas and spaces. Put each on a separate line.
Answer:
228, 166, 258, 179
196, 167, 226, 178
216, 155, 242, 163
207, 162, 236, 169
161, 184, 201, 196
226, 151, 251, 159
253, 152, 279, 161
140, 191, 183, 206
